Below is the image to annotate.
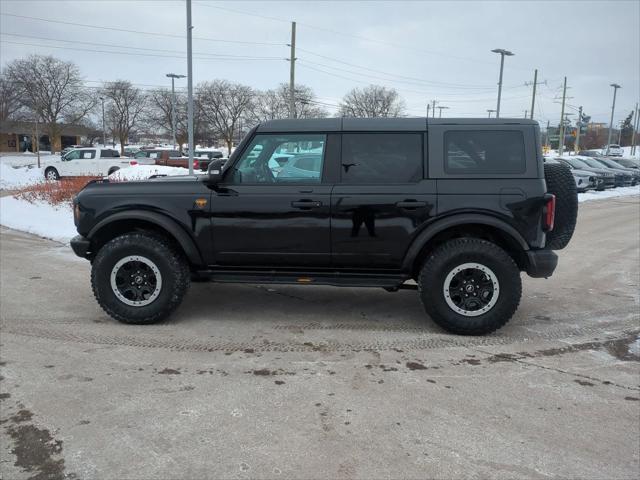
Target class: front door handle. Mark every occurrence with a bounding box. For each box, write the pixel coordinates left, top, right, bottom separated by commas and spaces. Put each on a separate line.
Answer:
396, 200, 427, 209
291, 200, 322, 209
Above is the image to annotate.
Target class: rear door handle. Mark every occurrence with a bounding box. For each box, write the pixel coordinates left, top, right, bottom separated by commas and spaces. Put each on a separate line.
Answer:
291, 200, 322, 209
396, 200, 427, 209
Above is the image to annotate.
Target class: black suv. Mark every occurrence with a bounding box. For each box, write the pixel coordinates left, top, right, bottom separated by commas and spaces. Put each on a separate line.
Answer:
71, 118, 578, 335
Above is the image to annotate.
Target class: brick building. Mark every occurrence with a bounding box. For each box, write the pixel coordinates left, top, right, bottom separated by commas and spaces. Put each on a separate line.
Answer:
0, 121, 91, 153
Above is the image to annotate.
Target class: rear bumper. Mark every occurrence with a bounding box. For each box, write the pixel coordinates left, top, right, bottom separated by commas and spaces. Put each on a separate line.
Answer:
70, 234, 91, 258
525, 249, 558, 278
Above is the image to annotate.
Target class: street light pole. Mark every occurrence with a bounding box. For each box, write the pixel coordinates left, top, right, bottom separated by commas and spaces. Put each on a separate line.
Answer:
166, 73, 186, 152
99, 97, 106, 147
186, 0, 195, 175
631, 102, 639, 156
491, 48, 514, 118
606, 83, 621, 156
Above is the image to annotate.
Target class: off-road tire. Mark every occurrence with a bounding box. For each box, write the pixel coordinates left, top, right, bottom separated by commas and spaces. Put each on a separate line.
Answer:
44, 167, 60, 181
418, 238, 522, 335
91, 233, 190, 324
544, 162, 578, 250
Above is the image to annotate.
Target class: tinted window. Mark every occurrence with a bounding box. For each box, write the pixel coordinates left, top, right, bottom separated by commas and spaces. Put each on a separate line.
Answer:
341, 133, 423, 183
445, 130, 525, 174
232, 134, 326, 184
100, 149, 119, 158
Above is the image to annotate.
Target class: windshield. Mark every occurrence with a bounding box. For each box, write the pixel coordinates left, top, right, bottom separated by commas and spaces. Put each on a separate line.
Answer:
561, 157, 590, 169
580, 158, 607, 169
598, 158, 625, 169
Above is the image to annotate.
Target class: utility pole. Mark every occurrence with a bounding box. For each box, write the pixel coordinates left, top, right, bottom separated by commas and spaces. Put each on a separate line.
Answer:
558, 76, 567, 156
426, 103, 430, 118
606, 83, 621, 156
487, 109, 496, 118
437, 106, 449, 118
529, 69, 538, 119
545, 120, 550, 150
524, 110, 528, 118
186, 0, 194, 174
617, 121, 623, 145
35, 116, 40, 168
491, 48, 514, 118
289, 21, 297, 119
166, 73, 186, 152
99, 97, 106, 147
575, 106, 583, 153
631, 102, 639, 156
431, 99, 437, 118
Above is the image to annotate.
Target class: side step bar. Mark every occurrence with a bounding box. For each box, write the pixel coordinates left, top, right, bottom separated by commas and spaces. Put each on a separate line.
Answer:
197, 269, 413, 289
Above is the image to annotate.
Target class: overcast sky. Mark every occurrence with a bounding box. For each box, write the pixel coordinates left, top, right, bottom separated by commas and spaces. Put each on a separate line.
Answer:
1, 0, 639, 126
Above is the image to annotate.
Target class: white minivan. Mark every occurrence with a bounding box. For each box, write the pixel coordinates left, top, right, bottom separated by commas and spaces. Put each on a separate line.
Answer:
44, 148, 143, 180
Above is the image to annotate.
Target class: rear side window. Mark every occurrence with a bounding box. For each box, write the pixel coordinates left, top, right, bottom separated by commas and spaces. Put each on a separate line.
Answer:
341, 133, 423, 183
445, 130, 525, 174
80, 150, 96, 159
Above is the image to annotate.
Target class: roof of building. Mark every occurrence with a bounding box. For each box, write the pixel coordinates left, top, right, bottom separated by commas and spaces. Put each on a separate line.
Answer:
0, 120, 92, 136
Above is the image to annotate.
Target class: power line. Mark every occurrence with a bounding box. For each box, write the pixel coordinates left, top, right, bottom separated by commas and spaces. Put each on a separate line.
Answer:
0, 32, 282, 59
1, 40, 285, 61
0, 12, 286, 46
195, 2, 528, 68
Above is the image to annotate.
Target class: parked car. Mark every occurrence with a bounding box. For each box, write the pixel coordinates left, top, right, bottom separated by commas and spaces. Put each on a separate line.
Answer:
590, 157, 640, 185
554, 157, 615, 190
614, 157, 640, 169
71, 117, 579, 335
122, 147, 141, 158
545, 158, 599, 192
193, 150, 224, 171
44, 148, 138, 180
602, 144, 623, 157
576, 156, 634, 186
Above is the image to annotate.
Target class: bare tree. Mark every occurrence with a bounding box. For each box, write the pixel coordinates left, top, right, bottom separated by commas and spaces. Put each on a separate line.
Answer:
5, 55, 95, 151
0, 71, 23, 121
338, 85, 405, 118
251, 83, 328, 123
102, 81, 147, 155
196, 80, 254, 153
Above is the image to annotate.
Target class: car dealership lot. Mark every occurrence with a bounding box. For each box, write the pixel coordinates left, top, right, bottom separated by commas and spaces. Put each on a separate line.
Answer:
1, 197, 639, 479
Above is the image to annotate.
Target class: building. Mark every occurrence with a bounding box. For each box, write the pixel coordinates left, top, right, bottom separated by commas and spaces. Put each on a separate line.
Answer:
0, 120, 91, 153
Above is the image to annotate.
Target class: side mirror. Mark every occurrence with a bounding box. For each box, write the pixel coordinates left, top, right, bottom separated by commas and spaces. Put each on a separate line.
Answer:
207, 159, 226, 183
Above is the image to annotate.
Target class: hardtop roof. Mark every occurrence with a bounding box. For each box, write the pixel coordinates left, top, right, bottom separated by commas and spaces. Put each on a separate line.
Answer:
256, 117, 538, 133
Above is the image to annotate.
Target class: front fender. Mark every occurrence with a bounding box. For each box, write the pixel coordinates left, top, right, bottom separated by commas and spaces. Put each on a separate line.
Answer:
87, 210, 204, 266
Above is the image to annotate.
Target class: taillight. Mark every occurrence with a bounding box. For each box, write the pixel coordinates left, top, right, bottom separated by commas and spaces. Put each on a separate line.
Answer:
194, 159, 199, 169
129, 160, 138, 166
544, 194, 556, 231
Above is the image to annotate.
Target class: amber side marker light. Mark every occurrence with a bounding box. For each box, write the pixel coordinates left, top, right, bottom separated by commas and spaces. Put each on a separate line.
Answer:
297, 278, 313, 283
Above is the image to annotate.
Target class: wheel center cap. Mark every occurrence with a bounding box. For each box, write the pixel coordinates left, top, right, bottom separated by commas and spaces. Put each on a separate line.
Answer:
465, 284, 475, 293
135, 276, 143, 285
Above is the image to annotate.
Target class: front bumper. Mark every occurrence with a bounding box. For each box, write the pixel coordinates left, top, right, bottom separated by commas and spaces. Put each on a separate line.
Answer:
525, 249, 558, 278
70, 234, 91, 258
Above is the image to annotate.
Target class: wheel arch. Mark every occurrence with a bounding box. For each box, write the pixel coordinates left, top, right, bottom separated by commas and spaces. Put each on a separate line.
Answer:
403, 213, 530, 277
87, 211, 204, 266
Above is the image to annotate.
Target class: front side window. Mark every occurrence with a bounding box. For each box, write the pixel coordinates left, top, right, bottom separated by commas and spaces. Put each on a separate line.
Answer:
231, 134, 326, 184
340, 133, 423, 183
64, 150, 81, 160
445, 130, 525, 174
80, 150, 96, 159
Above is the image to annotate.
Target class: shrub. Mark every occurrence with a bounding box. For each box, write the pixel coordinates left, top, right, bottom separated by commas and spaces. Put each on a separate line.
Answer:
13, 177, 101, 207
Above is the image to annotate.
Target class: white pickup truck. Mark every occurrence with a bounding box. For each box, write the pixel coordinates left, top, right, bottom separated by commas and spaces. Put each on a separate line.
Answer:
43, 148, 149, 180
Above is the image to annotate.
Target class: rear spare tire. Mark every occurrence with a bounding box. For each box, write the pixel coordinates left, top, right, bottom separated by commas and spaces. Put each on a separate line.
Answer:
544, 162, 578, 250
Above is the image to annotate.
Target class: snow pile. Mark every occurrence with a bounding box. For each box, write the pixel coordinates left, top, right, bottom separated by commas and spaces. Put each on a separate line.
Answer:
578, 185, 640, 202
0, 196, 76, 243
108, 165, 192, 181
0, 164, 44, 190
0, 153, 60, 168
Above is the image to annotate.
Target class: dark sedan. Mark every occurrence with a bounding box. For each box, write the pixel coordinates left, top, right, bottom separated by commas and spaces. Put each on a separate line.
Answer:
555, 157, 616, 189
591, 157, 640, 185
577, 156, 634, 186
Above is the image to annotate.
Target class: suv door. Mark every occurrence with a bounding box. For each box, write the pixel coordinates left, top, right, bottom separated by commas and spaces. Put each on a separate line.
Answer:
209, 133, 336, 267
331, 131, 436, 268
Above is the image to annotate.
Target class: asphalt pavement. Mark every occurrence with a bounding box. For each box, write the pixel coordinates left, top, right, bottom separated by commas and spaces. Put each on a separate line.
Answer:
1, 196, 639, 479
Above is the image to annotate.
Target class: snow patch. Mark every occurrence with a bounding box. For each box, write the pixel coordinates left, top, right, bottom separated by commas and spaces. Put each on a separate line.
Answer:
108, 164, 192, 181
578, 186, 640, 203
0, 196, 76, 244
0, 163, 44, 190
